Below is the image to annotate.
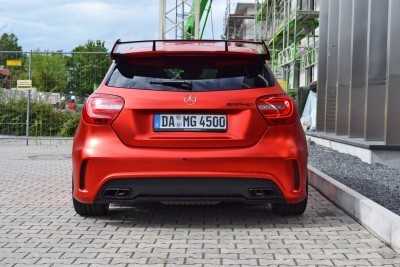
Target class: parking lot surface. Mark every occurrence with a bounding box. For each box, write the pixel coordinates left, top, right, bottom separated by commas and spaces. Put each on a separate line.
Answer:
0, 140, 399, 266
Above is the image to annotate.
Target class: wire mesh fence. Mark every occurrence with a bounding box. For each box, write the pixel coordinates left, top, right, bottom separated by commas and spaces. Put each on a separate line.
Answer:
0, 89, 28, 138
0, 51, 110, 143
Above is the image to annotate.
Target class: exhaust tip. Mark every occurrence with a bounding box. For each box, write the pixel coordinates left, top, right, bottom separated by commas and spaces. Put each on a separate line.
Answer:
248, 188, 277, 198
103, 188, 132, 199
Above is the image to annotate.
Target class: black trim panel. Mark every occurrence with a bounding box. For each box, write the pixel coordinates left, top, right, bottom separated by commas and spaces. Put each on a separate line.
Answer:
94, 178, 285, 204
79, 160, 88, 189
292, 160, 300, 190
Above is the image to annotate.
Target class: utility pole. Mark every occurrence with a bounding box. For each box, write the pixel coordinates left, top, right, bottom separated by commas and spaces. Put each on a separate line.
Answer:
159, 0, 166, 39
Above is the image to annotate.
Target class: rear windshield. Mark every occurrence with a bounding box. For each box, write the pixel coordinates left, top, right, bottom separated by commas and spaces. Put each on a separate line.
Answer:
106, 56, 275, 91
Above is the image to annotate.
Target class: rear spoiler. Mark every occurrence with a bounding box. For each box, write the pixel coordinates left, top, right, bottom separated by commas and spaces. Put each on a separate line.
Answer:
110, 39, 271, 61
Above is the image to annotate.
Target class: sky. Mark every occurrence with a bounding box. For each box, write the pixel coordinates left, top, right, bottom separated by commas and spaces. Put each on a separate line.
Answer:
0, 0, 253, 52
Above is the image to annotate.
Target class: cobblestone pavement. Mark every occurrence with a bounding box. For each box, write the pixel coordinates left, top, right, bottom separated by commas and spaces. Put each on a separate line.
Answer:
0, 140, 399, 267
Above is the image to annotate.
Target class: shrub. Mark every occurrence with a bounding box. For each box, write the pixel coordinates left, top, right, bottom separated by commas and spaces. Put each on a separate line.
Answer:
0, 94, 81, 137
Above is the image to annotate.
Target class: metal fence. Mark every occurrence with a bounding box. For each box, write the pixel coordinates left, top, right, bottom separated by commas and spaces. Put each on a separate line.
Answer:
0, 51, 110, 143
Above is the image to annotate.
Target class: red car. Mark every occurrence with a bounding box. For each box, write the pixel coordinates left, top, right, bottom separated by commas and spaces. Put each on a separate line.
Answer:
72, 40, 308, 216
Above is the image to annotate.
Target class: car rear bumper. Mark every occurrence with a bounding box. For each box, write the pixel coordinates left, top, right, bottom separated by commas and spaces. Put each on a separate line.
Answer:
94, 178, 286, 204
72, 123, 308, 204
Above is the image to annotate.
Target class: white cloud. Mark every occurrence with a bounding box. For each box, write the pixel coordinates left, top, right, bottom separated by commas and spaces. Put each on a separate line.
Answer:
0, 0, 159, 51
0, 0, 256, 52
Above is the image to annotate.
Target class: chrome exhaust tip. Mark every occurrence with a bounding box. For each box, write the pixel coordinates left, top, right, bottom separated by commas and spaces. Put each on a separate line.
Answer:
248, 188, 277, 198
103, 188, 132, 199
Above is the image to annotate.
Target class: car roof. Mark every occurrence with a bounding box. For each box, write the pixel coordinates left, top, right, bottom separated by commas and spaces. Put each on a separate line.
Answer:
111, 40, 271, 61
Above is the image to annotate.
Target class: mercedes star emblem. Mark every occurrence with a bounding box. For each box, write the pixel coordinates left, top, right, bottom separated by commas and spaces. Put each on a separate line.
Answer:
184, 94, 196, 105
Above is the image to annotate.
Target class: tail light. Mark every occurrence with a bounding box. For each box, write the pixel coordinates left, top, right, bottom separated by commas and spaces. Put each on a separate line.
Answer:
82, 93, 125, 125
256, 94, 296, 125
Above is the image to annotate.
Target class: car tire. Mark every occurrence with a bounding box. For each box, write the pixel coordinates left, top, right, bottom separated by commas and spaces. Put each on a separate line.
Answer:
271, 196, 308, 215
272, 176, 309, 216
73, 197, 109, 216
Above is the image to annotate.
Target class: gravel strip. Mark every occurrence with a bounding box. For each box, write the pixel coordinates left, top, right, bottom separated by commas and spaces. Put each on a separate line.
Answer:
308, 141, 400, 216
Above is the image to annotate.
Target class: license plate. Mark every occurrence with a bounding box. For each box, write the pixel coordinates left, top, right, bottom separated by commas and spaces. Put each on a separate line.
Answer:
153, 114, 227, 132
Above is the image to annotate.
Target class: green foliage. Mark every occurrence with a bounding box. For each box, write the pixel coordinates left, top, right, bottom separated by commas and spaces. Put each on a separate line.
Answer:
31, 50, 68, 93
59, 113, 81, 137
68, 40, 110, 97
1, 35, 110, 98
0, 94, 80, 137
0, 36, 111, 138
0, 33, 25, 85
0, 94, 27, 135
0, 33, 22, 52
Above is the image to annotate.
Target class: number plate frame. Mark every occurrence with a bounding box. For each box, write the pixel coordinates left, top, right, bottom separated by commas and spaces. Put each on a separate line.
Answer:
153, 114, 227, 132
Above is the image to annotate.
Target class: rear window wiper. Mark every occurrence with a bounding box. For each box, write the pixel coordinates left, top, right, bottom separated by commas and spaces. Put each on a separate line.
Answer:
149, 80, 193, 90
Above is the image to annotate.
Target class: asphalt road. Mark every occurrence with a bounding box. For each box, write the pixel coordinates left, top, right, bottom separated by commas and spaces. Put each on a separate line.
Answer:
0, 140, 399, 266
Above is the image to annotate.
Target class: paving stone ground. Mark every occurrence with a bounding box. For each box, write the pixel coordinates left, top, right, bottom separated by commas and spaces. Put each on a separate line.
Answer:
0, 139, 399, 267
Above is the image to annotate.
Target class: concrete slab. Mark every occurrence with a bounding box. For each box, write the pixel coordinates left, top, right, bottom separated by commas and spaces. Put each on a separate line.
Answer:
309, 165, 400, 253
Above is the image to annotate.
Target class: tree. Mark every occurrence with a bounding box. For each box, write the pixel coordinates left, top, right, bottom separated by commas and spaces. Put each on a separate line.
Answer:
31, 49, 68, 93
0, 33, 22, 51
0, 33, 24, 88
68, 40, 110, 97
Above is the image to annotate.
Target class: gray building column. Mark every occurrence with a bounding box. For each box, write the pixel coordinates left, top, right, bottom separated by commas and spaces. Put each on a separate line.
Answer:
316, 0, 329, 131
349, 0, 368, 138
336, 0, 353, 135
325, 0, 339, 133
315, 0, 400, 147
365, 0, 388, 141
385, 0, 400, 145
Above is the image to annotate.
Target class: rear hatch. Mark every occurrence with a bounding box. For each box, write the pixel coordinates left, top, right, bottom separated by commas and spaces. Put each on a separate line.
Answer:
99, 52, 285, 148
111, 88, 278, 148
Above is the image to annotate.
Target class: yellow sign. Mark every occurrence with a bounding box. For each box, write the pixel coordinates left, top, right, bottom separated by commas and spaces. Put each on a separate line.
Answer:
6, 60, 22, 67
17, 80, 32, 90
278, 80, 287, 91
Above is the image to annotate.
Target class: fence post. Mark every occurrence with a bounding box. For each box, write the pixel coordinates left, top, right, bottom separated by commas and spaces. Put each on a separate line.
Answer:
26, 51, 32, 146
26, 90, 31, 146
29, 50, 32, 80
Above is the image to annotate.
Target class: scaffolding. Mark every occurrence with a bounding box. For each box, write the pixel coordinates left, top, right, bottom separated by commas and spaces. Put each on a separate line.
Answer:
159, 0, 213, 40
223, 1, 255, 40
255, 0, 319, 95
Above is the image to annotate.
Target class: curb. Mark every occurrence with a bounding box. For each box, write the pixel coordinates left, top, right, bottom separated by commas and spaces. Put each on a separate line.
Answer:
308, 165, 400, 253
